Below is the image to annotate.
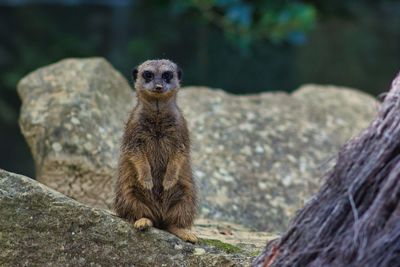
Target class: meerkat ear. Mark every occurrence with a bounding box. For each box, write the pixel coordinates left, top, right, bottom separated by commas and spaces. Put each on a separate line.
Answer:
177, 66, 183, 81
132, 68, 139, 82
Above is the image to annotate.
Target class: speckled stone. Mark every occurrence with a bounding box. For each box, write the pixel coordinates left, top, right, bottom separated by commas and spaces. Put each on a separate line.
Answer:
18, 58, 134, 208
18, 58, 378, 232
180, 86, 378, 231
0, 169, 251, 267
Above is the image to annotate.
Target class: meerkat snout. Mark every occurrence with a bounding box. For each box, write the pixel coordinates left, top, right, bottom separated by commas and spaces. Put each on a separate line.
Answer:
155, 83, 163, 91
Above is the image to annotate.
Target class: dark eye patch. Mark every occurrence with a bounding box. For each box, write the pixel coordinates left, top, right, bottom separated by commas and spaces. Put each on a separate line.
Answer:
162, 71, 173, 83
142, 71, 154, 82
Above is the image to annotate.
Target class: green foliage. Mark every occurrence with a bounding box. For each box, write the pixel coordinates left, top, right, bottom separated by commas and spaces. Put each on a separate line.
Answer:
256, 2, 316, 44
171, 0, 317, 48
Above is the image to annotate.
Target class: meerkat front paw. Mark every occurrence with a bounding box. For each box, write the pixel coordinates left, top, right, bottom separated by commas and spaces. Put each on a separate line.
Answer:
163, 176, 178, 190
139, 178, 154, 190
134, 218, 153, 230
138, 172, 154, 190
163, 166, 179, 190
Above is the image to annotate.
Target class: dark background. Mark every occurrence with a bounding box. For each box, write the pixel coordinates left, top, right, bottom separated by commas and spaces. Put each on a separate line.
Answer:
1, 0, 399, 178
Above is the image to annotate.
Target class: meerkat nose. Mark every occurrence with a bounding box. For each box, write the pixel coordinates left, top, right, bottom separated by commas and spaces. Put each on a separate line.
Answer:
155, 84, 163, 91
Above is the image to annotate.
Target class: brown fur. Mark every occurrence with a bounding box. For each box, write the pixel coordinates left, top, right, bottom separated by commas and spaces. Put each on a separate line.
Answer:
114, 59, 197, 242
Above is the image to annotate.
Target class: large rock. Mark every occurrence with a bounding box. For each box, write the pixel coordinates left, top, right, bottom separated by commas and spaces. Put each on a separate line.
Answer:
0, 169, 252, 266
18, 58, 133, 209
18, 58, 378, 232
183, 86, 378, 231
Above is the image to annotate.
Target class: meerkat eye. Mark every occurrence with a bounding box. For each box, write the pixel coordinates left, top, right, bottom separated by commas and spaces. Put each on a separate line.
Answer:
162, 71, 173, 82
142, 71, 154, 82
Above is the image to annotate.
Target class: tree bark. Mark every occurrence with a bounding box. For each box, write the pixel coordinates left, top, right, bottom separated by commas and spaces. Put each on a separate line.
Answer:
253, 73, 400, 267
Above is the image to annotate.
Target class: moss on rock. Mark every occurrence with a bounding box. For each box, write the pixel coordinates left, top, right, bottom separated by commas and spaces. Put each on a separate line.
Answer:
199, 238, 243, 254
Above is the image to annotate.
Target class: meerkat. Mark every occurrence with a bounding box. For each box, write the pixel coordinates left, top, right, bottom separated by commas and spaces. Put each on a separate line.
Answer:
114, 59, 198, 243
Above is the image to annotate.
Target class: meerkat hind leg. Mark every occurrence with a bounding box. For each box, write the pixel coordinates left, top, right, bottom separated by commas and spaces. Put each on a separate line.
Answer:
134, 218, 153, 231
167, 226, 198, 243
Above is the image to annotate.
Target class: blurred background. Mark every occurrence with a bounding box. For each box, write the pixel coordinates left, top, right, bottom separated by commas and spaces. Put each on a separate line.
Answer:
1, 0, 400, 177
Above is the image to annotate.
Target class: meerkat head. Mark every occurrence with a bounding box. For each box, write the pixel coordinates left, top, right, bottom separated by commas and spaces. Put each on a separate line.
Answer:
132, 59, 182, 99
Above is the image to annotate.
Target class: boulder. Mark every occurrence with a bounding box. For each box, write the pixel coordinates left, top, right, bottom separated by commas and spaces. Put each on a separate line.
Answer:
183, 85, 378, 231
18, 58, 133, 209
18, 58, 378, 232
0, 169, 252, 266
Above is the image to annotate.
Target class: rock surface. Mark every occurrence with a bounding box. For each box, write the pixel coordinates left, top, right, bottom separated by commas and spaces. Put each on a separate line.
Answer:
18, 58, 378, 232
0, 169, 252, 266
195, 218, 277, 252
18, 58, 133, 209
183, 85, 378, 231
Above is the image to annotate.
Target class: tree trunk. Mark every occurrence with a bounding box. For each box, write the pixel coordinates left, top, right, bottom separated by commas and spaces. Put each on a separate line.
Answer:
253, 73, 400, 267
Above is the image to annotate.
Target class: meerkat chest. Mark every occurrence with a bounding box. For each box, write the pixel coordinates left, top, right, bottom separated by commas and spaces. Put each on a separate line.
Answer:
136, 115, 181, 171
138, 115, 181, 149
